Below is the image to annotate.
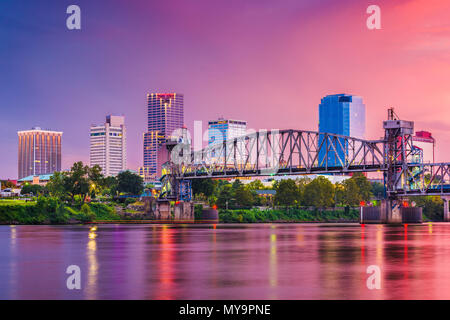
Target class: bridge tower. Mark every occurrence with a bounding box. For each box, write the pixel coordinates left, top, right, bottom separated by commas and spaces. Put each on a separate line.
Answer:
382, 108, 416, 223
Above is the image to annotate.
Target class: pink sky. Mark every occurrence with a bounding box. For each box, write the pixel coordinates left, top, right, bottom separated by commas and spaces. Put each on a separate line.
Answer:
1, 0, 449, 178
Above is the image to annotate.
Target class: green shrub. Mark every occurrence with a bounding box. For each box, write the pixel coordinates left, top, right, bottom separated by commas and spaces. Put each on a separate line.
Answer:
49, 205, 70, 224
125, 197, 137, 205
194, 204, 203, 220
79, 203, 96, 222
89, 203, 119, 220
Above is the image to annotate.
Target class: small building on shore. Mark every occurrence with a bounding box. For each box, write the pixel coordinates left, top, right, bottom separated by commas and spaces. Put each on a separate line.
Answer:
18, 174, 53, 186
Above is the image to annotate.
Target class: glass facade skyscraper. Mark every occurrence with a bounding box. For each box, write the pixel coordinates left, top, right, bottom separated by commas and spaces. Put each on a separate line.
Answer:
17, 127, 62, 179
318, 94, 366, 166
142, 93, 184, 181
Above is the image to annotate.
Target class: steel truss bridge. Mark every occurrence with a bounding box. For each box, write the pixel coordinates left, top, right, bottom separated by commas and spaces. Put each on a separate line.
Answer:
161, 115, 450, 200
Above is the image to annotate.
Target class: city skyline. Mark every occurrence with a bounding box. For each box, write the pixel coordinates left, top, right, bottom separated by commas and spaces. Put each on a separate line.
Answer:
1, 0, 450, 178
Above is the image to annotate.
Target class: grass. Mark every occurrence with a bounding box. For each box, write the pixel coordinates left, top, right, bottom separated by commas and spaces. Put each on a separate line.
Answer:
0, 199, 33, 205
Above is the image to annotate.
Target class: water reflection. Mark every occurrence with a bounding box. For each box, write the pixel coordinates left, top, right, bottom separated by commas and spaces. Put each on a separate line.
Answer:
157, 225, 174, 300
3, 223, 450, 299
86, 226, 98, 299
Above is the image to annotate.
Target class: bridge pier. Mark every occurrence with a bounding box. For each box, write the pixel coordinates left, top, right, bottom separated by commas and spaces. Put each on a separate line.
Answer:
443, 196, 450, 222
383, 200, 402, 224
361, 200, 422, 224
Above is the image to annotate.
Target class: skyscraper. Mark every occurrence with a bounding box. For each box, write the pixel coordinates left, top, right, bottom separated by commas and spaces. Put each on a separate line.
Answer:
208, 118, 247, 161
318, 94, 366, 166
143, 93, 184, 181
90, 115, 127, 176
17, 127, 62, 179
208, 118, 247, 146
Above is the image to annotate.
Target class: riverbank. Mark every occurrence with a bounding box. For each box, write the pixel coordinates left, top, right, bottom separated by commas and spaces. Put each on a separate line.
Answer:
0, 199, 360, 224
0, 199, 442, 225
218, 207, 360, 223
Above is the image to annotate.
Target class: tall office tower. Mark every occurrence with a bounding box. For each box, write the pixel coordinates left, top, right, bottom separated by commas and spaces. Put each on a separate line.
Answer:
90, 115, 127, 176
208, 118, 247, 161
17, 127, 63, 179
143, 93, 184, 181
318, 94, 366, 166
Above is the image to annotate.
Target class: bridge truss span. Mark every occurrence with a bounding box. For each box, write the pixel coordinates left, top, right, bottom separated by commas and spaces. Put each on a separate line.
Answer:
176, 129, 386, 179
397, 162, 450, 196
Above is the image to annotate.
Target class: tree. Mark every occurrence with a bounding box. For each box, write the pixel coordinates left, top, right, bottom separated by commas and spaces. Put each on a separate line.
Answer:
234, 185, 254, 207
46, 171, 69, 200
217, 184, 234, 209
351, 173, 372, 202
371, 182, 384, 199
303, 176, 335, 207
21, 184, 45, 196
231, 179, 243, 191
88, 164, 104, 198
341, 178, 361, 206
103, 176, 118, 196
65, 162, 90, 203
414, 196, 443, 221
47, 162, 107, 203
274, 179, 301, 206
116, 170, 144, 195
247, 180, 265, 191
192, 178, 216, 198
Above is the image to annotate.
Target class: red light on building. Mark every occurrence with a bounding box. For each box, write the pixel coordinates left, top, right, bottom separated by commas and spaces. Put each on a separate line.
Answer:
403, 201, 409, 207
360, 201, 366, 207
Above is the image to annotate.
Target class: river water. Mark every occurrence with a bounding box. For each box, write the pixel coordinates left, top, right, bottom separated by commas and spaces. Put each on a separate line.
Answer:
1, 223, 450, 300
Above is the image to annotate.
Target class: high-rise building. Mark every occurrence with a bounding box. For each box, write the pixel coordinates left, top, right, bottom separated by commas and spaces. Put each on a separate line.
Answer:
412, 131, 435, 164
208, 118, 247, 146
143, 93, 184, 181
90, 115, 127, 176
318, 94, 366, 166
208, 118, 247, 161
17, 127, 62, 179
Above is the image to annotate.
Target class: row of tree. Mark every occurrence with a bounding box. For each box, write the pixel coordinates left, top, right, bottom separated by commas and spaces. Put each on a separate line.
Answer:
192, 173, 384, 209
22, 162, 144, 203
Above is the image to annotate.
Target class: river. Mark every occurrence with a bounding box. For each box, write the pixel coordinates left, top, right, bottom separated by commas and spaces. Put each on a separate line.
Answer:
0, 223, 449, 299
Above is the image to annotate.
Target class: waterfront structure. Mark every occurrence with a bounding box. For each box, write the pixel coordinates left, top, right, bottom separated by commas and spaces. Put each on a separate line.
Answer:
17, 127, 62, 179
412, 131, 435, 164
142, 93, 184, 181
90, 115, 127, 176
318, 94, 366, 166
208, 118, 247, 161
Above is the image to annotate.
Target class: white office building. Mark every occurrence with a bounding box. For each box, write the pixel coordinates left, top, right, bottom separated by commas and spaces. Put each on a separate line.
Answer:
90, 115, 127, 176
208, 118, 247, 163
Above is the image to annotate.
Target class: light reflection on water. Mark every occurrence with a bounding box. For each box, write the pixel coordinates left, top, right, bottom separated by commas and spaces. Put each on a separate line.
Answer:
2, 223, 450, 299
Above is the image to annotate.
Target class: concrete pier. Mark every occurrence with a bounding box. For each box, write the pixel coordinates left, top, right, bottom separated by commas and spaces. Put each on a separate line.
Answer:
360, 199, 422, 224
443, 196, 450, 222
142, 196, 194, 221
